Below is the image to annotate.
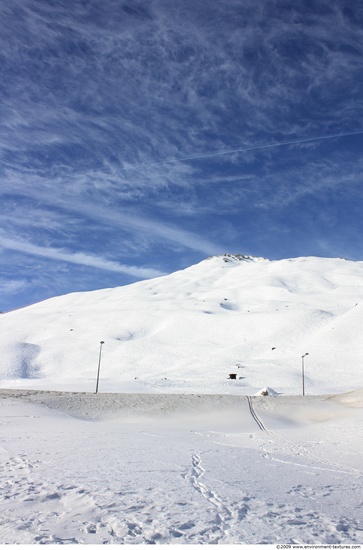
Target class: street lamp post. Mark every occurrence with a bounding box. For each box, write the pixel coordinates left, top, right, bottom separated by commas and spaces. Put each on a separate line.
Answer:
95, 341, 105, 394
301, 352, 309, 396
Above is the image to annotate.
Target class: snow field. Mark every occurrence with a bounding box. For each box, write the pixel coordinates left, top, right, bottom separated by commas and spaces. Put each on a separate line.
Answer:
0, 389, 362, 544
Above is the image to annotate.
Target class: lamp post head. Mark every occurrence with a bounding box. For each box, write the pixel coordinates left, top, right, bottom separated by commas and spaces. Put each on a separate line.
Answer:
302, 352, 309, 358
100, 340, 105, 345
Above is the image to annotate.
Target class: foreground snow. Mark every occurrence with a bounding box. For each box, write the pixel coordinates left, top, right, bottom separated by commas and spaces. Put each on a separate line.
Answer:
1, 389, 362, 544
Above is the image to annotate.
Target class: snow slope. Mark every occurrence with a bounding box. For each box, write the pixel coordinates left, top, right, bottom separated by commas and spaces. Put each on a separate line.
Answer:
0, 388, 362, 544
1, 254, 362, 394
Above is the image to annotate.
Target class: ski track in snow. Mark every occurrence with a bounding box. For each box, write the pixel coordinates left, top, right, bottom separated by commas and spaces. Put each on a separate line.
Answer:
0, 392, 363, 544
248, 397, 363, 477
247, 396, 267, 431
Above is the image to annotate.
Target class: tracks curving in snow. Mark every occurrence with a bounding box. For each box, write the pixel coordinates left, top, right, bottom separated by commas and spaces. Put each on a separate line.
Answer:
249, 398, 363, 478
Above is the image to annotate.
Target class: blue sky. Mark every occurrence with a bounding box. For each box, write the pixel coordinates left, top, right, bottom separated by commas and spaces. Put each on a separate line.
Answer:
1, 0, 363, 311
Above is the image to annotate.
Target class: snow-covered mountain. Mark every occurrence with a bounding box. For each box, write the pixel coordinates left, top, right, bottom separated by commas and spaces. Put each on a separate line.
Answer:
1, 254, 362, 395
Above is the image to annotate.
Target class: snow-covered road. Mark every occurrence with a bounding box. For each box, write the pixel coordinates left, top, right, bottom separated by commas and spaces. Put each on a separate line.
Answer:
0, 390, 362, 544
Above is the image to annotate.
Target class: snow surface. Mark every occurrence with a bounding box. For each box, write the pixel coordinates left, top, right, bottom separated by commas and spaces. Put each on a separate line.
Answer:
1, 255, 362, 544
0, 388, 362, 544
1, 254, 363, 395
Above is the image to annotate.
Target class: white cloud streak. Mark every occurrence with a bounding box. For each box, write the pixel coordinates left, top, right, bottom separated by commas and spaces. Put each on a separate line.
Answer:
108, 130, 363, 173
0, 279, 28, 296
2, 176, 223, 255
0, 236, 165, 279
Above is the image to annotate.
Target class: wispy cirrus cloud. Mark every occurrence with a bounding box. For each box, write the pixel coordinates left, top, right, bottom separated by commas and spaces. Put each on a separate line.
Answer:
2, 174, 223, 256
3, 0, 363, 169
0, 235, 165, 279
0, 279, 28, 296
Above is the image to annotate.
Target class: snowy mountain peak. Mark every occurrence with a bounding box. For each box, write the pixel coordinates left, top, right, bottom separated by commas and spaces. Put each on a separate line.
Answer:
0, 255, 362, 395
207, 253, 269, 264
